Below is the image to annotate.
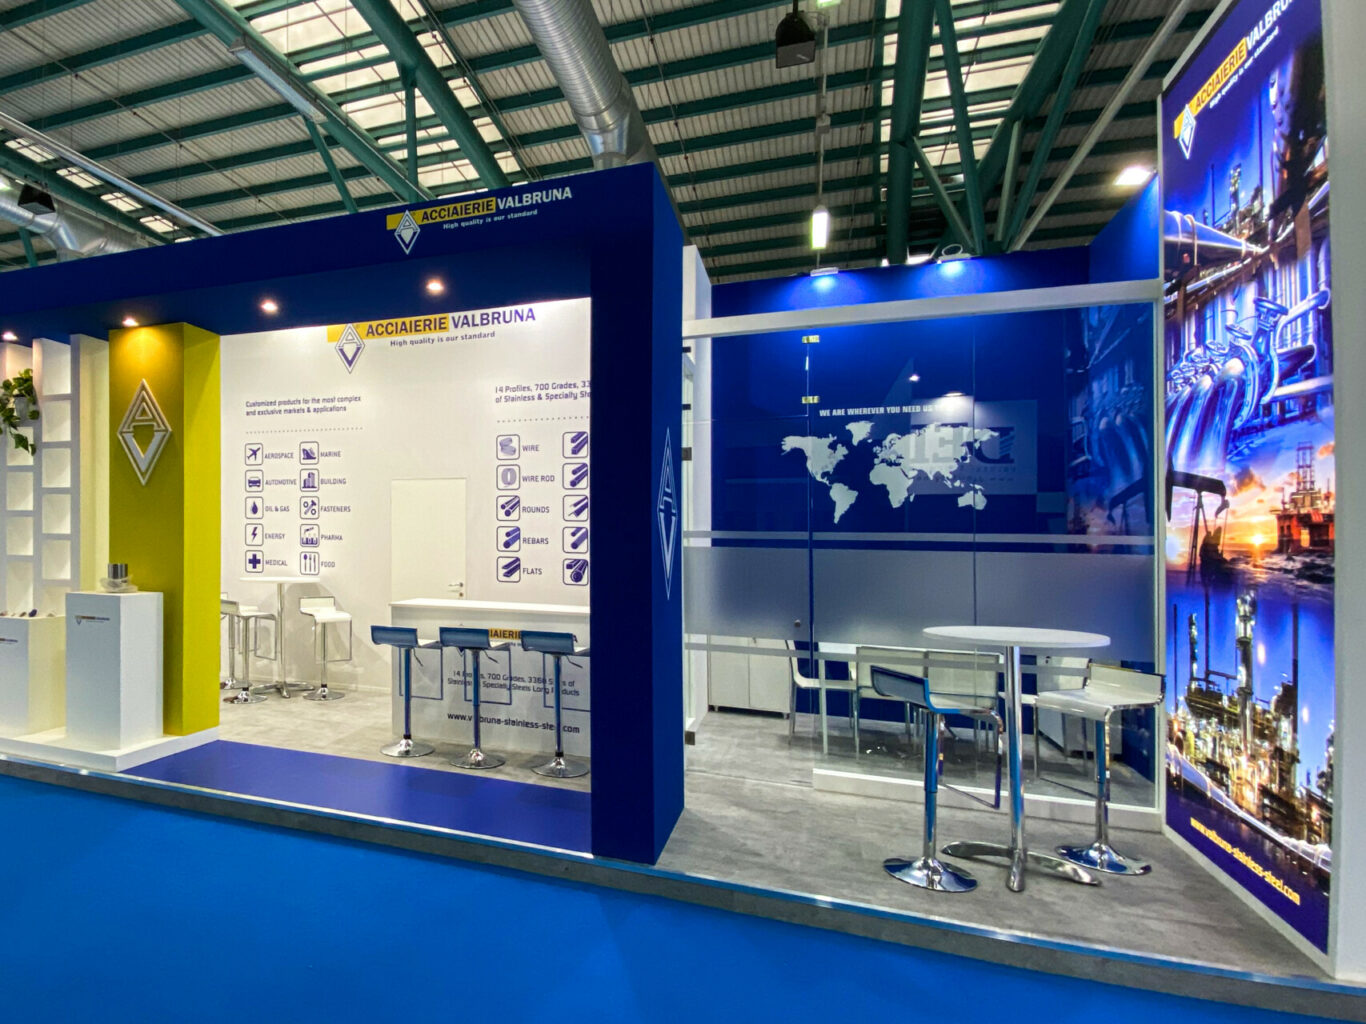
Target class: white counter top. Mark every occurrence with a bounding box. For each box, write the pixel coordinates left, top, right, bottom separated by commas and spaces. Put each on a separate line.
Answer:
391, 598, 589, 616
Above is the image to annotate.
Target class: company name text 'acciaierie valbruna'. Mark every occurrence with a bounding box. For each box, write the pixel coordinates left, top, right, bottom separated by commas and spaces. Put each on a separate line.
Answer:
385, 187, 572, 230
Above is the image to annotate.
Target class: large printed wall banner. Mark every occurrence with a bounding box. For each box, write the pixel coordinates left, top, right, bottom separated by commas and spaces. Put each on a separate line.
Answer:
1162, 0, 1333, 950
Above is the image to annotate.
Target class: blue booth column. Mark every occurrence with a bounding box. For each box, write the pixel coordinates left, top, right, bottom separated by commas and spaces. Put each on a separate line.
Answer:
588, 173, 685, 863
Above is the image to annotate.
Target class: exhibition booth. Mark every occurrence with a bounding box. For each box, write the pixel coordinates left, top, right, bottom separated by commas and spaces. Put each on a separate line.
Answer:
0, 0, 1361, 1013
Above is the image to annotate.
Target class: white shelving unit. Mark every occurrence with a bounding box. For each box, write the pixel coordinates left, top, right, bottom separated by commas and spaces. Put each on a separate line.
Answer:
0, 338, 86, 617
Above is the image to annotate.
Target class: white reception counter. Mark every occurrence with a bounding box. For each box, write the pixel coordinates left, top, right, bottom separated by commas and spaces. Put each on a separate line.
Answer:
389, 598, 591, 759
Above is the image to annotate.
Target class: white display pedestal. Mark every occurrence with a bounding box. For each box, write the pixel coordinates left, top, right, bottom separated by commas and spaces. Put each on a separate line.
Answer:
0, 616, 65, 736
0, 591, 215, 771
65, 591, 162, 750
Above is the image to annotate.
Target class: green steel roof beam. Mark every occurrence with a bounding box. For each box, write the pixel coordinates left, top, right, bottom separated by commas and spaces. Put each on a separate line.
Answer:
908, 135, 974, 250
0, 0, 94, 30
884, 0, 934, 264
171, 0, 429, 203
933, 0, 987, 252
0, 0, 297, 95
304, 117, 356, 215
1004, 0, 1110, 246
350, 0, 508, 189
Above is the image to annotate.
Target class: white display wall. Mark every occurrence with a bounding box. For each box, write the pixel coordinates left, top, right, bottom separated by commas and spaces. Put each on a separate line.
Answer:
220, 299, 592, 724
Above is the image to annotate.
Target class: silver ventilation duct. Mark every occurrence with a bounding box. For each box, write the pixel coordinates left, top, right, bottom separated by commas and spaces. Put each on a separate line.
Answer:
0, 178, 142, 261
511, 0, 656, 168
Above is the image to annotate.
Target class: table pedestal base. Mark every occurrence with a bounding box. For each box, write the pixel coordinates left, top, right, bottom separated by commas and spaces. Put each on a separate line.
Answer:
883, 855, 977, 893
940, 840, 1099, 889
1057, 840, 1150, 876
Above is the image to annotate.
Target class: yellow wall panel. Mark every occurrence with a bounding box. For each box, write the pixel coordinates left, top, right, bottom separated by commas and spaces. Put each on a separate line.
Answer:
109, 324, 220, 736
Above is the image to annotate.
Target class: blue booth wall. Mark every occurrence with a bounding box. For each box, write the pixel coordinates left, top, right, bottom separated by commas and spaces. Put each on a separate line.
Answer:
0, 163, 683, 865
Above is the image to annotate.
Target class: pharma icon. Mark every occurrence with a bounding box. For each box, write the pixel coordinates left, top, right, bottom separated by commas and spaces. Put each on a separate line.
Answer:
497, 465, 521, 491
497, 434, 520, 460
564, 495, 589, 521
497, 495, 521, 521
300, 524, 321, 548
563, 430, 589, 458
563, 526, 589, 553
563, 462, 588, 489
497, 526, 522, 552
563, 558, 589, 586
497, 556, 521, 582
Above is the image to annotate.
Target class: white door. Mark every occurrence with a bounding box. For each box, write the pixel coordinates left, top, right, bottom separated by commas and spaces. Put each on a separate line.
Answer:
391, 478, 467, 602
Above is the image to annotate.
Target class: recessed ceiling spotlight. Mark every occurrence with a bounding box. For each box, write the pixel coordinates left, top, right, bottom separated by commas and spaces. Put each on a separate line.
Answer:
425, 278, 445, 295
905, 252, 932, 266
121, 316, 138, 328
260, 298, 279, 314
908, 373, 920, 382
1114, 165, 1154, 188
1, 331, 16, 342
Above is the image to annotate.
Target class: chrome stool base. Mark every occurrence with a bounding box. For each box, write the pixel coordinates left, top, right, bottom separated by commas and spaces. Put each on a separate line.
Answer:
940, 840, 1100, 887
220, 677, 237, 691
303, 684, 346, 702
1057, 840, 1151, 876
223, 687, 266, 705
451, 747, 505, 770
533, 755, 588, 779
884, 855, 976, 893
381, 737, 434, 758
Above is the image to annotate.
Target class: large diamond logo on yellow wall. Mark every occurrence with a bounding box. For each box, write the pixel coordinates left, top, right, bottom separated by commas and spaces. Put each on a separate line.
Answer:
118, 379, 172, 486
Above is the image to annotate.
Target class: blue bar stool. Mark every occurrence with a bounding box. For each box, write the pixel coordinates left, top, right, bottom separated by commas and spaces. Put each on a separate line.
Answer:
439, 626, 510, 770
520, 630, 589, 779
868, 657, 1004, 893
372, 625, 437, 758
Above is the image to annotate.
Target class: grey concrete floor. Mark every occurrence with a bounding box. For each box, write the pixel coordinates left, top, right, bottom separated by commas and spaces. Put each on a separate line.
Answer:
217, 688, 1322, 982
668, 710, 1326, 981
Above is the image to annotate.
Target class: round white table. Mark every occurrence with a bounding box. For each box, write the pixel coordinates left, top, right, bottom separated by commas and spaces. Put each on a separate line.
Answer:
923, 625, 1110, 892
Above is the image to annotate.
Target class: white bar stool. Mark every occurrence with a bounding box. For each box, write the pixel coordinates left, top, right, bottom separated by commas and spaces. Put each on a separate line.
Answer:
221, 598, 274, 705
299, 597, 352, 702
520, 630, 589, 778
1032, 662, 1163, 875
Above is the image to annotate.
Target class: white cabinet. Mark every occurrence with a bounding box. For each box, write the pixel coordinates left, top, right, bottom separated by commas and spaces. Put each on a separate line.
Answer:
0, 615, 65, 735
707, 636, 792, 714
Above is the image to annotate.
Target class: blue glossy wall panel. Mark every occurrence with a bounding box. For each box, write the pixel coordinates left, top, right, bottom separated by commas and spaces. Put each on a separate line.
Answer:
1090, 178, 1161, 284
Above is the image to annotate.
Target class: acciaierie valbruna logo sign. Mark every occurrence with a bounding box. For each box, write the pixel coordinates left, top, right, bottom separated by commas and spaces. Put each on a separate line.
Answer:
335, 323, 365, 373
118, 379, 172, 485
387, 187, 576, 253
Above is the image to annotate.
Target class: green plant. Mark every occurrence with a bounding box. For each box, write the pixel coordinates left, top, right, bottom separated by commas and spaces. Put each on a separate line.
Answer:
0, 368, 39, 454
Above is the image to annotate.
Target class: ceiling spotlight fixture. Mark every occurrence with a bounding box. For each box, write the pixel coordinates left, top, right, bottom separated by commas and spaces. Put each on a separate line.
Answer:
904, 252, 932, 266
809, 266, 839, 277
937, 243, 971, 262
880, 258, 890, 268
121, 316, 139, 328
1, 331, 16, 342
775, 1, 817, 68
909, 373, 920, 382
228, 36, 326, 123
1114, 165, 1154, 188
260, 298, 279, 314
810, 204, 830, 251
425, 278, 446, 295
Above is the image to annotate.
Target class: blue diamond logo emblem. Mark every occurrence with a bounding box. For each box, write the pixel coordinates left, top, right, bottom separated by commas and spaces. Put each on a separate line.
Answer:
394, 210, 420, 253
336, 323, 364, 373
